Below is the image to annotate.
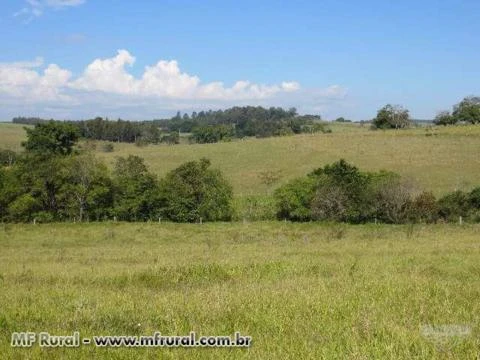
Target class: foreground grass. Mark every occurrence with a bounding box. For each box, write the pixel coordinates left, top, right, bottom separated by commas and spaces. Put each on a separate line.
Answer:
0, 222, 479, 359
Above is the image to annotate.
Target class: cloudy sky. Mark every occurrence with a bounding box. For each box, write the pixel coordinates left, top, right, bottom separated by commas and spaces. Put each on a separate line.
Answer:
0, 0, 479, 120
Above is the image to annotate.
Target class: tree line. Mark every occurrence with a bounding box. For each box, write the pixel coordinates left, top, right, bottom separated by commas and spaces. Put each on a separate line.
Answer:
154, 106, 329, 142
0, 122, 231, 223
12, 106, 329, 146
11, 96, 480, 147
1, 122, 480, 224
12, 117, 177, 145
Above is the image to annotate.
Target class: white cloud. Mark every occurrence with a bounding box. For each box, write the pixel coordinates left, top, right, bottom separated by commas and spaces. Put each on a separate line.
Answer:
14, 0, 85, 21
71, 50, 137, 94
139, 60, 201, 98
0, 50, 350, 119
46, 0, 85, 7
318, 85, 348, 98
0, 58, 71, 101
70, 50, 301, 101
281, 81, 301, 92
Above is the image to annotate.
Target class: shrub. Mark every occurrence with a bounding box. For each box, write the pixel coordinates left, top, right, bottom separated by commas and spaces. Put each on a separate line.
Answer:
311, 160, 373, 223
160, 132, 180, 145
0, 149, 17, 167
274, 177, 317, 221
409, 191, 438, 223
434, 111, 456, 126
469, 187, 480, 209
112, 155, 161, 221
275, 160, 425, 224
311, 184, 349, 221
437, 191, 470, 222
159, 158, 233, 222
372, 177, 415, 224
7, 194, 40, 222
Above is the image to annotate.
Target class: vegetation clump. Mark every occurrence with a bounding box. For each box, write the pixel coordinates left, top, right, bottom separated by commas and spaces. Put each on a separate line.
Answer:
0, 123, 232, 223
275, 159, 480, 224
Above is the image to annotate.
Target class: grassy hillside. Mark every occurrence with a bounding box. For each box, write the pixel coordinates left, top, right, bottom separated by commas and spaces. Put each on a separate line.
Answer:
1, 222, 479, 359
0, 123, 29, 151
2, 122, 480, 196
97, 124, 480, 197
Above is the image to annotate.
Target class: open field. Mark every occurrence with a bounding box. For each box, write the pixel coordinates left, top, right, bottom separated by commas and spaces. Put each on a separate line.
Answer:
2, 122, 480, 196
0, 123, 31, 152
0, 222, 479, 359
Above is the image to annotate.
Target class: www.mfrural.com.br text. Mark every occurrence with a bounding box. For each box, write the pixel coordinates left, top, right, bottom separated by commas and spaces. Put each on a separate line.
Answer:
11, 331, 252, 348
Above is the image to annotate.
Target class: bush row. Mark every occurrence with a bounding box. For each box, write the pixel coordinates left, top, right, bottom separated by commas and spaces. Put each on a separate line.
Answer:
274, 160, 480, 224
0, 153, 233, 223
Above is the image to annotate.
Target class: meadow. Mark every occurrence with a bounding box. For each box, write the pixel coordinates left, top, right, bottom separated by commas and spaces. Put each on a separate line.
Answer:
1, 222, 479, 359
1, 123, 480, 358
2, 122, 480, 197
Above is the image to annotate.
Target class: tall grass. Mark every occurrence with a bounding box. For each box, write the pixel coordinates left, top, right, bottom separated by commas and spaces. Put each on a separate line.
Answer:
1, 222, 479, 358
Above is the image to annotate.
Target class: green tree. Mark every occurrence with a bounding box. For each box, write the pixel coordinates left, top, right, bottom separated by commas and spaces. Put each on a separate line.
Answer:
372, 104, 411, 129
310, 160, 373, 223
452, 96, 480, 124
60, 154, 114, 221
112, 155, 161, 221
468, 187, 480, 209
434, 111, 456, 126
437, 191, 471, 222
274, 177, 317, 221
22, 121, 79, 156
159, 158, 233, 222
13, 155, 67, 221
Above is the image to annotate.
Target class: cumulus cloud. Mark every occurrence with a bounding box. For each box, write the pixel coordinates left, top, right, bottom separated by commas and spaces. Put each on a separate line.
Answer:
0, 50, 349, 119
0, 58, 71, 101
71, 50, 137, 94
70, 50, 300, 101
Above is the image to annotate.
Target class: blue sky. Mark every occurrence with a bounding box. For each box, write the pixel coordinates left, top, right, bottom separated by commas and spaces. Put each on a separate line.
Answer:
0, 0, 479, 120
